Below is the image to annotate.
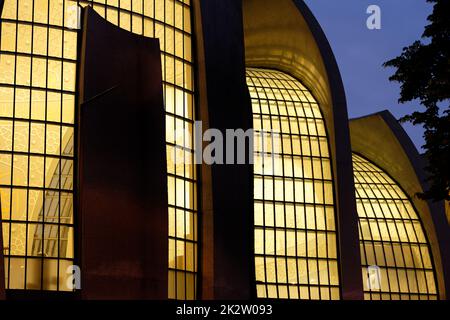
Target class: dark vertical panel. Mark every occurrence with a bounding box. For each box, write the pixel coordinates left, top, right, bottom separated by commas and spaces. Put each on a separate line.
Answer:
294, 0, 364, 300
78, 8, 167, 299
0, 0, 6, 301
0, 196, 4, 300
191, 0, 214, 299
195, 0, 254, 299
427, 199, 450, 299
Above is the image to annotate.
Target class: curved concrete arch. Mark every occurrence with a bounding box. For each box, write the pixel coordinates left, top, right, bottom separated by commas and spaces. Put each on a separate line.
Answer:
349, 110, 450, 299
242, 0, 363, 299
244, 0, 331, 119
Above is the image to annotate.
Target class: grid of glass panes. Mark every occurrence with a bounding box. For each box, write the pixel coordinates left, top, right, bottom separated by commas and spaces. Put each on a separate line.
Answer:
76, 0, 197, 300
0, 0, 197, 298
0, 0, 76, 291
353, 153, 438, 300
246, 68, 340, 300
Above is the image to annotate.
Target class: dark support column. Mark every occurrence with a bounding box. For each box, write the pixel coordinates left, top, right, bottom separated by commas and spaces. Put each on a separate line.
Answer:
194, 0, 254, 300
78, 8, 167, 299
294, 1, 364, 300
0, 0, 7, 301
0, 197, 5, 300
428, 200, 450, 299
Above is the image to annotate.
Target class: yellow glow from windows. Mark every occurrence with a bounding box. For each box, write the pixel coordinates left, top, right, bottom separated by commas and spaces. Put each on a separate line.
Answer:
353, 153, 438, 300
1, 0, 196, 298
0, 0, 76, 291
247, 68, 340, 300
79, 0, 197, 300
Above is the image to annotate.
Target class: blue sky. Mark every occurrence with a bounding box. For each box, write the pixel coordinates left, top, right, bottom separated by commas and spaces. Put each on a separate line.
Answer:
304, 0, 433, 151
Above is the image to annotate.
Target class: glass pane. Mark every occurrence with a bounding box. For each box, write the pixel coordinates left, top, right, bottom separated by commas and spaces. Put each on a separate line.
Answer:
352, 154, 438, 300
247, 68, 339, 300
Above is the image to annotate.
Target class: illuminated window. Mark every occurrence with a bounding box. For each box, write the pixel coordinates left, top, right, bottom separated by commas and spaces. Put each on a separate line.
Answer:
246, 68, 340, 300
0, 0, 197, 298
0, 0, 76, 291
353, 153, 438, 300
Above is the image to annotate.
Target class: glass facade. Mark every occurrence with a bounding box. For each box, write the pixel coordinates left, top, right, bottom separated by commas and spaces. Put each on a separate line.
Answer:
353, 153, 438, 300
0, 0, 444, 302
0, 0, 76, 291
0, 0, 197, 298
247, 68, 340, 300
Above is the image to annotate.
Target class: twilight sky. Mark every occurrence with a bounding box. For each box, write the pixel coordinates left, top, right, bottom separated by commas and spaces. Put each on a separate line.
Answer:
304, 0, 433, 151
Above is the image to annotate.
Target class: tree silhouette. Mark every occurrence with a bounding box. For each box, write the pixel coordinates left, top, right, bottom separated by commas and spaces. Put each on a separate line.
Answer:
384, 0, 449, 201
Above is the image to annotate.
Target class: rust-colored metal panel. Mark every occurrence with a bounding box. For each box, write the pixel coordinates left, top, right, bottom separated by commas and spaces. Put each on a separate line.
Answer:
195, 0, 254, 300
78, 8, 167, 299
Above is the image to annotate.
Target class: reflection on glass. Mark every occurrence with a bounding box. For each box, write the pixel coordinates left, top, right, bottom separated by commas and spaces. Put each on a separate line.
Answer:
1, 0, 196, 298
353, 153, 438, 300
247, 68, 340, 300
0, 0, 76, 291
